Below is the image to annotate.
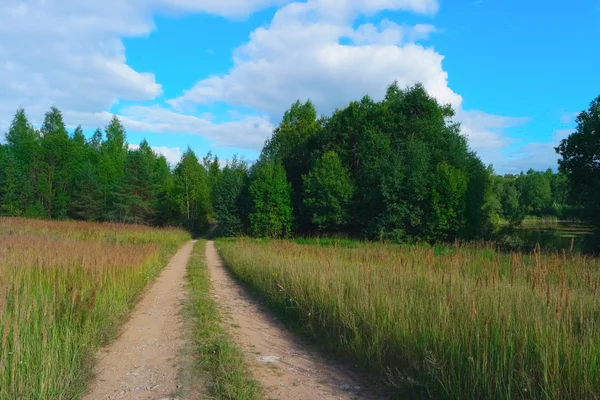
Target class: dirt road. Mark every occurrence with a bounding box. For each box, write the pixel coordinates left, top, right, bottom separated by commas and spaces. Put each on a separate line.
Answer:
83, 240, 196, 400
206, 240, 381, 400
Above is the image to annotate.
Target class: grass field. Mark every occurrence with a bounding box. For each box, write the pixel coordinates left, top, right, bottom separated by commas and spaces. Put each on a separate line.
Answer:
185, 241, 262, 399
0, 217, 190, 399
216, 238, 600, 399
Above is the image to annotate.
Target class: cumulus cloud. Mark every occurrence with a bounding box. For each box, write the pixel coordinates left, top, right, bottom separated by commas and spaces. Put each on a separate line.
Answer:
484, 128, 576, 174
456, 110, 530, 153
119, 105, 274, 151
62, 106, 274, 152
2, 0, 541, 173
168, 0, 534, 171
170, 0, 459, 120
0, 0, 287, 132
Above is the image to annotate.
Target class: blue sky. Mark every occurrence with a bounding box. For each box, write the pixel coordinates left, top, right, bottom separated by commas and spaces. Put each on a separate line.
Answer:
2, 0, 599, 172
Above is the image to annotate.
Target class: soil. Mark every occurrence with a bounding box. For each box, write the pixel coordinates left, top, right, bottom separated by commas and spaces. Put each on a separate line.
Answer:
83, 240, 197, 400
205, 240, 383, 400
83, 239, 383, 400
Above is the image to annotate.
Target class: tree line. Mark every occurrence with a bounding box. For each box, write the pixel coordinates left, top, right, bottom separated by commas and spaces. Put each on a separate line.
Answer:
212, 83, 599, 241
214, 83, 494, 241
488, 169, 574, 226
0, 107, 215, 232
1, 82, 598, 243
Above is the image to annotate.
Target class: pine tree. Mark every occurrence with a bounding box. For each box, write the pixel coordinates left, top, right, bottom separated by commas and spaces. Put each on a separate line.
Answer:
214, 156, 248, 236
0, 148, 21, 216
70, 160, 103, 221
4, 108, 39, 213
99, 116, 128, 221
248, 160, 293, 238
111, 141, 157, 224
38, 107, 73, 218
154, 155, 178, 226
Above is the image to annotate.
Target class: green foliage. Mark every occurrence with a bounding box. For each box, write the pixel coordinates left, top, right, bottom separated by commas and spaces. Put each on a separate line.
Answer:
211, 82, 500, 242
503, 182, 525, 225
248, 160, 293, 238
70, 160, 103, 221
489, 165, 578, 226
214, 157, 249, 236
518, 168, 552, 215
38, 107, 73, 219
556, 94, 600, 232
1, 87, 590, 244
0, 107, 211, 233
262, 100, 319, 230
153, 155, 178, 227
4, 108, 39, 211
109, 141, 157, 224
203, 151, 222, 217
307, 83, 491, 242
429, 161, 468, 239
174, 147, 211, 233
100, 116, 128, 219
461, 155, 496, 240
302, 151, 353, 232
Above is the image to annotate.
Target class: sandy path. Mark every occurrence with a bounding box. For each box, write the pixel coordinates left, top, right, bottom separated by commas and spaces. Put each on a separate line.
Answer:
83, 240, 196, 400
206, 241, 382, 400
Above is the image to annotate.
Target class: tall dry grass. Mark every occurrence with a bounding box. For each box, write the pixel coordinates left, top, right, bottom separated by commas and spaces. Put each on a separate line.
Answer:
216, 238, 600, 399
0, 217, 190, 399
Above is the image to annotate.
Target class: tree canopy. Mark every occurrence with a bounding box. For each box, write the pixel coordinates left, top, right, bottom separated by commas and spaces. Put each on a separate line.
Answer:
556, 95, 600, 231
1, 84, 596, 245
0, 109, 213, 233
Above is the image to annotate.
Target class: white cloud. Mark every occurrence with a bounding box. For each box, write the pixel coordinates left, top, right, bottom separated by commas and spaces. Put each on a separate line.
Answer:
170, 0, 459, 119
0, 0, 287, 133
151, 145, 184, 165
156, 0, 291, 18
350, 21, 438, 45
1, 0, 545, 174
559, 111, 579, 124
486, 128, 575, 174
493, 142, 559, 173
128, 143, 183, 165
168, 0, 536, 170
456, 110, 529, 153
119, 105, 274, 151
54, 106, 273, 152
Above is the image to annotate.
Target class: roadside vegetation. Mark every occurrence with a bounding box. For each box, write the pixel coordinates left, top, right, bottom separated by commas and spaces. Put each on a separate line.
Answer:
217, 238, 600, 399
186, 240, 262, 400
0, 217, 189, 399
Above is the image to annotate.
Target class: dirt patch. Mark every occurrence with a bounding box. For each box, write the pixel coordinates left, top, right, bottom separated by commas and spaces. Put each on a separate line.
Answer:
206, 241, 383, 400
83, 240, 197, 400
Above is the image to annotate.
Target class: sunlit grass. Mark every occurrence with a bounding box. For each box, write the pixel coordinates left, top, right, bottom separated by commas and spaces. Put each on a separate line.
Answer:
216, 238, 600, 399
0, 217, 190, 399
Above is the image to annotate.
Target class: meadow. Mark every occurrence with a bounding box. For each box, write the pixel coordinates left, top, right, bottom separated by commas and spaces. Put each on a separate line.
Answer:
216, 238, 600, 399
0, 217, 190, 399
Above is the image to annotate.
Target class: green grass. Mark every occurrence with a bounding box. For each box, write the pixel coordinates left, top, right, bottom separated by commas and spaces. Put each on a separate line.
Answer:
186, 240, 262, 400
216, 238, 600, 400
0, 217, 190, 399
